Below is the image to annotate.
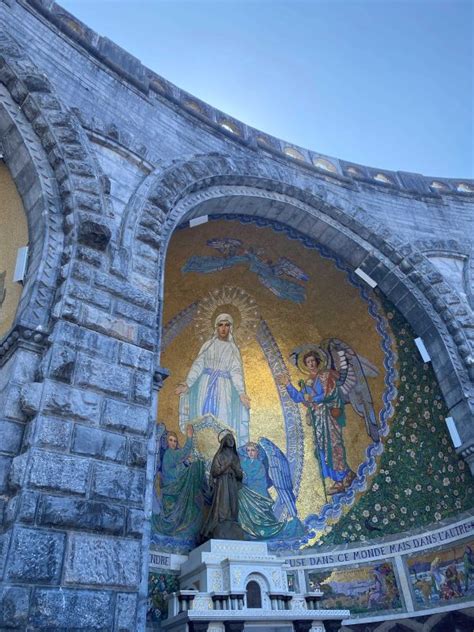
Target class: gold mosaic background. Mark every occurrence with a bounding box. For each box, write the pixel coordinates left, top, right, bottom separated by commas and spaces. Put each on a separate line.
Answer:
0, 162, 28, 338
158, 219, 392, 520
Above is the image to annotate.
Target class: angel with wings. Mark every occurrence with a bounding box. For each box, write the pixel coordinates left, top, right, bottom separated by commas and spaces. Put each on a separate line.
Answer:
237, 438, 304, 539
280, 339, 380, 498
182, 238, 309, 304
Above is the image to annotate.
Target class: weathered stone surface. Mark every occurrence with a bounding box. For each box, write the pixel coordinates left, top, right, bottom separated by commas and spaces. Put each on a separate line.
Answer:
0, 348, 40, 390
7, 527, 65, 583
75, 354, 132, 397
46, 344, 76, 383
8, 452, 28, 490
30, 588, 114, 629
0, 419, 23, 455
82, 304, 138, 343
132, 370, 153, 404
71, 425, 126, 462
3, 384, 25, 420
119, 342, 153, 371
5, 491, 38, 525
65, 534, 141, 587
94, 271, 155, 309
0, 532, 11, 579
126, 509, 145, 537
69, 279, 112, 310
115, 298, 155, 327
115, 592, 137, 631
52, 321, 119, 360
24, 380, 102, 423
0, 456, 12, 493
127, 438, 147, 467
32, 415, 73, 450
77, 216, 111, 250
137, 325, 156, 350
0, 586, 29, 628
28, 450, 90, 495
38, 495, 125, 534
91, 462, 145, 504
20, 382, 42, 415
101, 399, 149, 435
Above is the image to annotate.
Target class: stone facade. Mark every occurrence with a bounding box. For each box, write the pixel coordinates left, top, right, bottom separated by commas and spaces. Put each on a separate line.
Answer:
0, 1, 472, 630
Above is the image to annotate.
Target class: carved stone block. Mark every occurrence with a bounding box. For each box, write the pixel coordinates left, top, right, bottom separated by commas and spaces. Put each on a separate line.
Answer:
0, 586, 29, 628
91, 462, 145, 504
28, 450, 90, 495
75, 354, 132, 398
71, 425, 126, 463
30, 588, 114, 629
39, 381, 102, 423
114, 592, 137, 631
102, 399, 149, 435
7, 527, 65, 583
64, 534, 141, 587
38, 495, 125, 534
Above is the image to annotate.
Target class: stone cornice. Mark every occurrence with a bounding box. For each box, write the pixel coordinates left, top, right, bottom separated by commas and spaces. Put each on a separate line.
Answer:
0, 322, 50, 366
14, 0, 474, 199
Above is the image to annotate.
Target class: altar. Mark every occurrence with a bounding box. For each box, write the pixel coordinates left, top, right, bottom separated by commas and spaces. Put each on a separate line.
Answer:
162, 540, 349, 632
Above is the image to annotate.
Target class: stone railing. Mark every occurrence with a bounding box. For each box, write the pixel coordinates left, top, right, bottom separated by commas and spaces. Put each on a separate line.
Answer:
167, 589, 330, 618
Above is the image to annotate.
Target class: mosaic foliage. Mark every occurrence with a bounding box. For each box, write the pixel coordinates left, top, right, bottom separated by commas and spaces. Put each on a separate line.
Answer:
319, 294, 474, 546
147, 571, 179, 625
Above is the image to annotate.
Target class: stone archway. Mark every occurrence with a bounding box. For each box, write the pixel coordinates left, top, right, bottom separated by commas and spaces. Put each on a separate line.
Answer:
0, 30, 110, 349
121, 153, 473, 472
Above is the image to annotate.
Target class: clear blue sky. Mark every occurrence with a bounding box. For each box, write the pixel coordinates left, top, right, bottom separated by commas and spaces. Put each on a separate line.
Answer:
59, 0, 473, 179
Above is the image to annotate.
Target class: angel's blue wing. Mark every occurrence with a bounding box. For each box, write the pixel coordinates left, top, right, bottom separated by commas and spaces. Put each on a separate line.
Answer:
258, 437, 298, 520
274, 257, 309, 282
182, 255, 236, 275
257, 273, 306, 304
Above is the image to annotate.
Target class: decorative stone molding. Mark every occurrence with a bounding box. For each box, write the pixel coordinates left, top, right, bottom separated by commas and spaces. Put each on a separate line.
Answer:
120, 153, 473, 465
414, 238, 474, 310
18, 0, 474, 199
0, 323, 50, 366
0, 29, 108, 337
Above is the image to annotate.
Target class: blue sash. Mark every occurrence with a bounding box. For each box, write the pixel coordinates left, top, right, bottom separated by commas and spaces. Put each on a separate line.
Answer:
202, 368, 231, 416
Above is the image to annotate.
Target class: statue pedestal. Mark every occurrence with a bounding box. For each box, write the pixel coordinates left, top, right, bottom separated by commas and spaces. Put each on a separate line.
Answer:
162, 539, 349, 631
180, 539, 284, 596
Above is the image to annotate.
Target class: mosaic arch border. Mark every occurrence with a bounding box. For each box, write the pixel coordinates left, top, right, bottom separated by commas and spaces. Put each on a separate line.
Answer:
152, 213, 398, 552
119, 154, 474, 471
0, 30, 109, 355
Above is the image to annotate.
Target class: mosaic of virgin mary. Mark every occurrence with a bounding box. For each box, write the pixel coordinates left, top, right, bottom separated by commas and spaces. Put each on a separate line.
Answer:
151, 219, 395, 550
175, 313, 251, 448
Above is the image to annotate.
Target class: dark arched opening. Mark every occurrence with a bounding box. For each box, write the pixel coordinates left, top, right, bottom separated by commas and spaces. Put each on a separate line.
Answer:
247, 580, 262, 608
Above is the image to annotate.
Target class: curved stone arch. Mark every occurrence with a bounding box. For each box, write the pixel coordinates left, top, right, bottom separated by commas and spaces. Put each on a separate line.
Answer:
0, 30, 110, 350
122, 153, 474, 466
0, 77, 61, 344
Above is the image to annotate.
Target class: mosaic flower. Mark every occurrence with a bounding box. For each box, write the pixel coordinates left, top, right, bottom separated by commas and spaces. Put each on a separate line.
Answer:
318, 295, 474, 548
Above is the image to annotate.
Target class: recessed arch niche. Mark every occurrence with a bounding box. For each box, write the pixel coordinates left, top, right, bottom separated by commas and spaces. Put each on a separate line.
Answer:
150, 213, 473, 556
0, 160, 29, 338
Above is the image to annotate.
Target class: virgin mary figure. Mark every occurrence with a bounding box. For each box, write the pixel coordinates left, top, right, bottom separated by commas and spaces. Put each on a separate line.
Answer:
176, 313, 250, 447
